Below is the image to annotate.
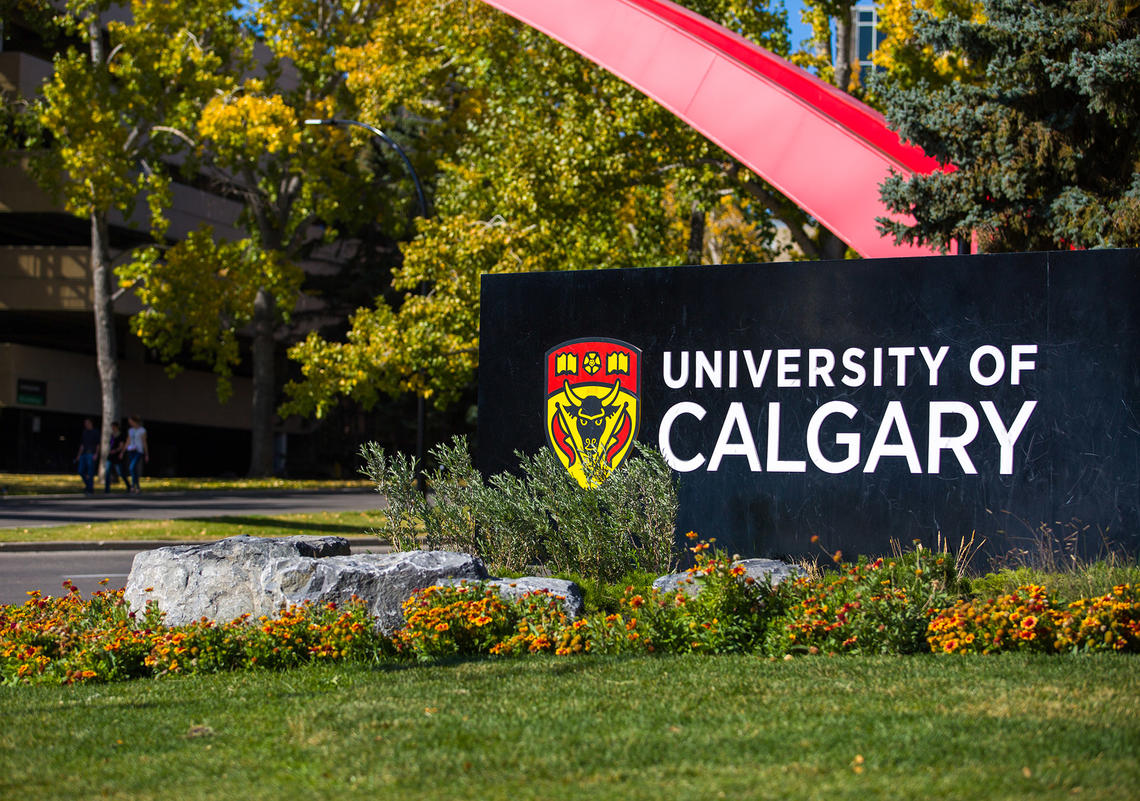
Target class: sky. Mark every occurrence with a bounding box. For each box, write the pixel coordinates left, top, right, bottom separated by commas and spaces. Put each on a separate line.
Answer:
785, 0, 815, 50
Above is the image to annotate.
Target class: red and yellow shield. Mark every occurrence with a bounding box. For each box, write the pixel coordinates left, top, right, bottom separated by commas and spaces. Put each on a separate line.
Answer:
545, 338, 641, 487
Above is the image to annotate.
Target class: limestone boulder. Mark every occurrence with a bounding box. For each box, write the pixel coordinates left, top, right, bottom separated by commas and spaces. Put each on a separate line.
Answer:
262, 550, 488, 633
124, 535, 351, 626
441, 576, 585, 619
652, 558, 806, 597
124, 536, 487, 631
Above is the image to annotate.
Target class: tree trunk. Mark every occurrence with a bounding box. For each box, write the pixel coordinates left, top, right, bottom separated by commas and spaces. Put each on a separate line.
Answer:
91, 211, 121, 481
834, 7, 855, 93
819, 228, 848, 260
87, 13, 120, 483
248, 286, 276, 476
686, 201, 705, 265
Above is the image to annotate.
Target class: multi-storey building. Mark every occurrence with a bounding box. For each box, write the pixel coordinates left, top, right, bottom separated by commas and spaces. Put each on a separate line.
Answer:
0, 10, 308, 476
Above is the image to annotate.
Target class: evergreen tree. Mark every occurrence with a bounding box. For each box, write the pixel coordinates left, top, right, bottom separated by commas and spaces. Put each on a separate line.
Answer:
877, 0, 1140, 253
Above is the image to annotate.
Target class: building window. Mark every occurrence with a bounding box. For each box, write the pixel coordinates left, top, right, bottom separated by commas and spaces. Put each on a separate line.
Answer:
854, 4, 886, 84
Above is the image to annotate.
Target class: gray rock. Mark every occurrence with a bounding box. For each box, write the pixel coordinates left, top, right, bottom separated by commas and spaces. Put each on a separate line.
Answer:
124, 535, 351, 626
652, 571, 703, 597
440, 576, 585, 619
735, 558, 808, 587
652, 558, 806, 597
124, 536, 487, 632
263, 550, 488, 633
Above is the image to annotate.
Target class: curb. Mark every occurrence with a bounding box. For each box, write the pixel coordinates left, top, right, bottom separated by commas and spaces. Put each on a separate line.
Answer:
0, 487, 378, 503
0, 537, 390, 553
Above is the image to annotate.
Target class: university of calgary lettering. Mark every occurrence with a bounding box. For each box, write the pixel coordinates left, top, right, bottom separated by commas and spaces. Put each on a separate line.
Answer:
657, 345, 1040, 476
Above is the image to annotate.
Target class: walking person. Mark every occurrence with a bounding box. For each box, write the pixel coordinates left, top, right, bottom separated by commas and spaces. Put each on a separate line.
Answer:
74, 418, 100, 495
125, 415, 149, 494
104, 421, 130, 493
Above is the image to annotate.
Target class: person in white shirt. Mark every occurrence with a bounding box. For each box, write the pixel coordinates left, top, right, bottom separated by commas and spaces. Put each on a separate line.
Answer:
125, 415, 149, 494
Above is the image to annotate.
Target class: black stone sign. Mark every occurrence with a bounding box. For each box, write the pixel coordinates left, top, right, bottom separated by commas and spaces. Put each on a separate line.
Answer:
478, 249, 1140, 560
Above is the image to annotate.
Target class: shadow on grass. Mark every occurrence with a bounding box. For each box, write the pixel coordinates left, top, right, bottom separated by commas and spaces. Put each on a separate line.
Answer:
184, 516, 373, 536
368, 651, 646, 676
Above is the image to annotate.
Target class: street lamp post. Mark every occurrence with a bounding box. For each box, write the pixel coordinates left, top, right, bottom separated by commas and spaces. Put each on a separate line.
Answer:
304, 118, 429, 489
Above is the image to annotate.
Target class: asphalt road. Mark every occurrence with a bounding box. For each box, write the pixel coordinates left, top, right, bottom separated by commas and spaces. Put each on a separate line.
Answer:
0, 488, 383, 529
0, 489, 390, 605
0, 541, 391, 606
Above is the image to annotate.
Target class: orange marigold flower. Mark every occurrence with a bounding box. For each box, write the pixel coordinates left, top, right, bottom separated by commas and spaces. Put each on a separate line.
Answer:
434, 622, 450, 632
1021, 616, 1038, 630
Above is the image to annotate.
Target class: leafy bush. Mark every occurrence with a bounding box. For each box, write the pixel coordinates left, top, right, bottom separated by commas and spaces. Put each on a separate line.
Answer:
556, 569, 658, 616
614, 535, 774, 654
927, 583, 1140, 654
393, 583, 519, 661
966, 561, 1140, 604
360, 436, 679, 582
1, 585, 390, 685
764, 544, 962, 656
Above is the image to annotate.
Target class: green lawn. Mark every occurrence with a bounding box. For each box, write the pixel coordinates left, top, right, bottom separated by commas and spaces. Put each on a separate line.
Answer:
1, 654, 1136, 801
0, 472, 371, 496
0, 510, 388, 543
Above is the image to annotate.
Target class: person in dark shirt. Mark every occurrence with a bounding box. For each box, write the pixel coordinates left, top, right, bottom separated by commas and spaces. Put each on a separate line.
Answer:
74, 418, 100, 495
104, 421, 130, 493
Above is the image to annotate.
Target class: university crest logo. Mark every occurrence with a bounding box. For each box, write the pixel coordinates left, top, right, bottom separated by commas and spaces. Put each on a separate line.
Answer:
544, 338, 641, 487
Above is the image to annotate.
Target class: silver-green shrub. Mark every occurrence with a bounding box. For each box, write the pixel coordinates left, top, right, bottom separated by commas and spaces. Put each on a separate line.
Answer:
359, 436, 679, 582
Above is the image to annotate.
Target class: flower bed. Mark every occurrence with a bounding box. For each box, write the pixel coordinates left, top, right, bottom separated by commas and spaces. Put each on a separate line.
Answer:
3, 539, 1138, 686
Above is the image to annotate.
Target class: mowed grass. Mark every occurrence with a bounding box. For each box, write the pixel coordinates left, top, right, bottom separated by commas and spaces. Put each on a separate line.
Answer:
0, 473, 371, 496
1, 654, 1136, 801
0, 510, 387, 543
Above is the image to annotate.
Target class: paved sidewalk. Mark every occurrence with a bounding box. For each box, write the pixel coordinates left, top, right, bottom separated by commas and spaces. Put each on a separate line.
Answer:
0, 488, 383, 531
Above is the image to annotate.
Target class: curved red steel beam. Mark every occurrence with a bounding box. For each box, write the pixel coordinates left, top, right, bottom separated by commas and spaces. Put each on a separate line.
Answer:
478, 0, 947, 258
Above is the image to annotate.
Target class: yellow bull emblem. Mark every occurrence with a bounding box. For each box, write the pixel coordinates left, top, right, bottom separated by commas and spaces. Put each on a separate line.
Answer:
547, 376, 638, 487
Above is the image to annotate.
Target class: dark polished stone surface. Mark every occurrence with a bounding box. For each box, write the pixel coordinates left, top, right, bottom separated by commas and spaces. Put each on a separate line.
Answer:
479, 249, 1140, 561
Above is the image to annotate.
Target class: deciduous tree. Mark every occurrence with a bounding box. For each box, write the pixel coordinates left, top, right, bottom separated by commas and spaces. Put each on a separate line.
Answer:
120, 0, 396, 475
284, 0, 817, 417
29, 0, 245, 470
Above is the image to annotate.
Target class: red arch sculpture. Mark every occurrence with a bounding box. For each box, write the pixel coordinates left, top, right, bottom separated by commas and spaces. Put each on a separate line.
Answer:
479, 0, 947, 258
